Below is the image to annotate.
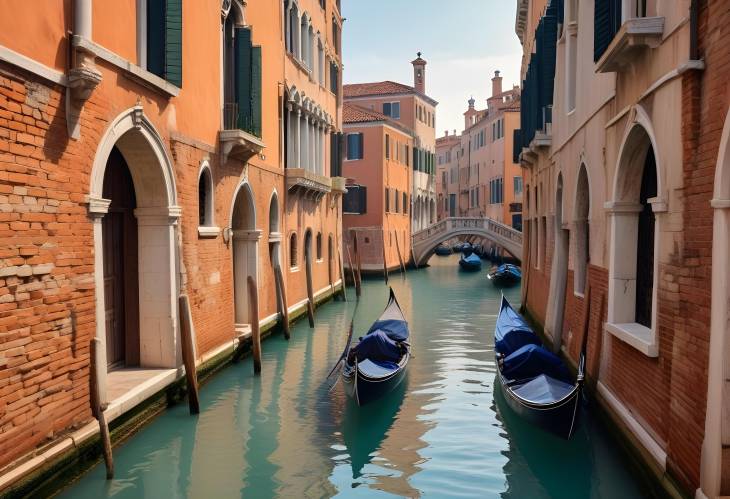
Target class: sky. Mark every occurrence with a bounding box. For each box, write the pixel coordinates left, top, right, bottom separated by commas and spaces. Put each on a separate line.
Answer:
342, 0, 523, 136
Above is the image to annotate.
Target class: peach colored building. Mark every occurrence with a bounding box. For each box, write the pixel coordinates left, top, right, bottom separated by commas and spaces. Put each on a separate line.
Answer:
344, 55, 438, 235
435, 72, 522, 229
0, 0, 344, 491
342, 104, 412, 273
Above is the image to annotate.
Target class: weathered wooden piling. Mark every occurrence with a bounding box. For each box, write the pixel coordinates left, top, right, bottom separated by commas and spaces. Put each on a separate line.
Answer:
305, 246, 315, 328
346, 244, 360, 297
90, 338, 113, 479
274, 264, 291, 339
381, 229, 389, 284
337, 247, 347, 302
394, 231, 406, 274
247, 276, 262, 374
178, 294, 200, 414
354, 234, 363, 291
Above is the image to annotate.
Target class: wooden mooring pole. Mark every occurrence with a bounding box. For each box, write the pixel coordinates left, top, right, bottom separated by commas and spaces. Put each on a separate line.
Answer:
337, 248, 347, 302
346, 244, 360, 298
381, 229, 389, 284
394, 231, 406, 275
247, 276, 262, 374
178, 294, 200, 414
354, 233, 363, 292
274, 264, 291, 339
90, 338, 113, 479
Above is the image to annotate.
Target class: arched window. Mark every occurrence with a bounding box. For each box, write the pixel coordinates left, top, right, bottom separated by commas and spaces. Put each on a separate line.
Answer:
269, 192, 279, 234
290, 233, 298, 269
606, 119, 662, 357
316, 232, 322, 260
300, 14, 309, 66
198, 163, 213, 227
317, 37, 324, 84
574, 165, 590, 294
402, 192, 408, 215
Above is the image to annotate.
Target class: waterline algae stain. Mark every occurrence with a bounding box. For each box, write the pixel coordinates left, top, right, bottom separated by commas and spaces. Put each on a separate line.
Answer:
60, 255, 649, 498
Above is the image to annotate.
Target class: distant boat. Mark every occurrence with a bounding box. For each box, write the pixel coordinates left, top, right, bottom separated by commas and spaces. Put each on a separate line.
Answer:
452, 241, 472, 253
434, 244, 452, 256
487, 264, 522, 287
458, 252, 482, 271
494, 296, 584, 439
341, 289, 410, 406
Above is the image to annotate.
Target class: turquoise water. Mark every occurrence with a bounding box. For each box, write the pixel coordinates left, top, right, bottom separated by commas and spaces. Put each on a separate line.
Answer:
60, 255, 650, 498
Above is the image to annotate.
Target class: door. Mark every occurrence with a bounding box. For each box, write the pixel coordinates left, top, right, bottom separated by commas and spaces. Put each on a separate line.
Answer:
102, 147, 140, 368
449, 194, 456, 217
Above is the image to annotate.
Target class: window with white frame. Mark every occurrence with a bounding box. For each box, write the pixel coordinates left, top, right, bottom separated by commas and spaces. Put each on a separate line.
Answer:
198, 162, 214, 227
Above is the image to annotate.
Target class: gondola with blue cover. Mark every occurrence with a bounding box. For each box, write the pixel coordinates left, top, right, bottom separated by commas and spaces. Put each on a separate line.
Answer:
494, 296, 585, 439
458, 251, 482, 271
487, 264, 522, 286
434, 244, 452, 256
341, 289, 410, 406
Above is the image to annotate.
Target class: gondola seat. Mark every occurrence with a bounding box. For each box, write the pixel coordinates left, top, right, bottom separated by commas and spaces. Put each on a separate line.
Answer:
357, 358, 400, 378
511, 374, 575, 404
501, 344, 571, 383
351, 330, 402, 362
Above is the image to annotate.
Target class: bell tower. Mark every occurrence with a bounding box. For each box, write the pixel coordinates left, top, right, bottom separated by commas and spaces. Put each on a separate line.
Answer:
411, 52, 427, 94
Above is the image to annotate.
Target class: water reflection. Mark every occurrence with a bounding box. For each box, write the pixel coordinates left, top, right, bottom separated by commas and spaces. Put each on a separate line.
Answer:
60, 254, 647, 499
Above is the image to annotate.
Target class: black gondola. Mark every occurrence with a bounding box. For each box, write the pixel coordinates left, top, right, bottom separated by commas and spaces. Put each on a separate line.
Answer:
458, 251, 482, 271
487, 264, 522, 287
434, 244, 452, 256
494, 296, 585, 439
341, 289, 410, 406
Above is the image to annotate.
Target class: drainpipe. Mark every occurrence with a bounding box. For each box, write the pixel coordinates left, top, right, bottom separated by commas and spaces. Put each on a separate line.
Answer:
74, 0, 92, 40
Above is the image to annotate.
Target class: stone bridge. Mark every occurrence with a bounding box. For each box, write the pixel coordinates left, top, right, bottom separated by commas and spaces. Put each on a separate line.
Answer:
411, 217, 523, 267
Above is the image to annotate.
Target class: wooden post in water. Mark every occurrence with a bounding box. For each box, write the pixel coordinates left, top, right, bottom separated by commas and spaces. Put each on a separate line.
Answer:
394, 231, 406, 274
90, 338, 113, 479
346, 244, 360, 297
337, 248, 347, 302
247, 276, 262, 374
381, 229, 389, 284
178, 294, 200, 414
354, 233, 363, 291
274, 265, 291, 339
305, 244, 315, 328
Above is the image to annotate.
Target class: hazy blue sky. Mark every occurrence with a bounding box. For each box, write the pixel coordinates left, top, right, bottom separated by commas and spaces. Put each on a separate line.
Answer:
342, 0, 522, 136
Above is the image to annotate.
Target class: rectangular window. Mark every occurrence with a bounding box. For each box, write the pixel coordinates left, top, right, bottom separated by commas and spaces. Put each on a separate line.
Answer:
395, 189, 400, 213
346, 133, 363, 160
343, 185, 367, 214
405, 145, 409, 166
514, 176, 523, 195
385, 187, 390, 212
383, 101, 400, 119
385, 134, 390, 159
382, 102, 391, 116
147, 0, 183, 86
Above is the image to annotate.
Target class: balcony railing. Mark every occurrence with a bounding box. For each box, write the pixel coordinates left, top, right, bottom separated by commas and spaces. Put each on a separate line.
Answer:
219, 102, 265, 165
224, 102, 260, 137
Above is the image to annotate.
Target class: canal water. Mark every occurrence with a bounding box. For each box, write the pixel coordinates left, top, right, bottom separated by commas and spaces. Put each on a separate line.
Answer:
60, 254, 650, 498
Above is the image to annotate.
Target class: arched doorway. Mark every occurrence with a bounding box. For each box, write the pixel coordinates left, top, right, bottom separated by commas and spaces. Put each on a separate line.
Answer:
545, 173, 569, 351
701, 107, 730, 498
232, 182, 258, 332
89, 107, 180, 403
574, 165, 590, 295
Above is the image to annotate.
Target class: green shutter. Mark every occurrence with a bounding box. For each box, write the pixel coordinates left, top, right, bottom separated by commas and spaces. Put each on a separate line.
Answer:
235, 27, 253, 133
165, 0, 183, 86
250, 46, 262, 137
147, 0, 165, 77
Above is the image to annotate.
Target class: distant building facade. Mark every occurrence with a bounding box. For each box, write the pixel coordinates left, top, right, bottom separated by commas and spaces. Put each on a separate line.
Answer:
435, 72, 522, 229
344, 55, 438, 235
0, 0, 345, 487
514, 0, 729, 497
342, 104, 412, 272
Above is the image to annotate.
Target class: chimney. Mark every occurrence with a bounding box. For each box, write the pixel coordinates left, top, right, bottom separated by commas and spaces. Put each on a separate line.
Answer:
491, 70, 503, 97
411, 52, 427, 94
445, 130, 449, 137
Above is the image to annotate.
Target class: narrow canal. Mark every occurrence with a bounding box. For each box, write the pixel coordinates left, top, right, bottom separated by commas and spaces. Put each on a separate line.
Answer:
60, 254, 650, 498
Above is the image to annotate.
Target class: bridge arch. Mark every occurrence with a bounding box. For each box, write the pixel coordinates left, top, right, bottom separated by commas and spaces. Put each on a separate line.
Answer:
411, 217, 523, 267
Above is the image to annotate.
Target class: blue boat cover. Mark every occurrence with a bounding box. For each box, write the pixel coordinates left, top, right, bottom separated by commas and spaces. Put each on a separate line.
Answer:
461, 253, 481, 264
502, 343, 571, 382
494, 298, 541, 355
497, 264, 522, 278
352, 330, 402, 362
367, 319, 409, 342
511, 374, 574, 404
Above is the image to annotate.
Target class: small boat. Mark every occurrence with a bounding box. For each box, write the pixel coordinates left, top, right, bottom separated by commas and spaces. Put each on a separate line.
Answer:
487, 264, 522, 286
494, 296, 585, 439
341, 289, 410, 406
434, 244, 452, 256
458, 252, 482, 271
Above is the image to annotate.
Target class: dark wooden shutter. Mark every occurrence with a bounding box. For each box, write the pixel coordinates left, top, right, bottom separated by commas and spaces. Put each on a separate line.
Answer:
594, 0, 621, 62
147, 0, 165, 78
383, 102, 391, 116
235, 27, 253, 132
250, 46, 262, 137
165, 0, 183, 86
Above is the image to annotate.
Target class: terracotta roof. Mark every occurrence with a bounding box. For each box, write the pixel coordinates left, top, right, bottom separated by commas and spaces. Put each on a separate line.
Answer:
342, 103, 390, 123
343, 103, 415, 136
343, 81, 416, 98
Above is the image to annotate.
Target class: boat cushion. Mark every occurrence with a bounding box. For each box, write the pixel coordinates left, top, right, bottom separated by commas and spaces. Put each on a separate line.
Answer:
501, 343, 571, 383
511, 374, 574, 404
352, 330, 402, 362
366, 319, 408, 342
358, 358, 399, 378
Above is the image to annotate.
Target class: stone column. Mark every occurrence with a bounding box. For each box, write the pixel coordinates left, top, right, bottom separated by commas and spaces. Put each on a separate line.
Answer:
286, 104, 294, 168
88, 196, 110, 404
295, 109, 301, 169
302, 114, 309, 171
75, 0, 92, 39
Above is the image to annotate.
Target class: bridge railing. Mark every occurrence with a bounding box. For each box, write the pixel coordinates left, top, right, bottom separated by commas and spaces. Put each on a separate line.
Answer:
412, 217, 523, 246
